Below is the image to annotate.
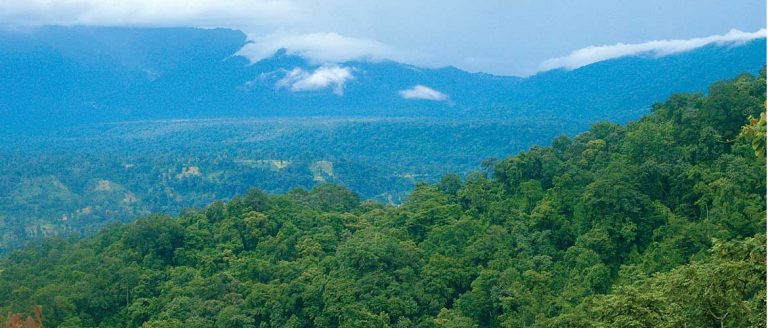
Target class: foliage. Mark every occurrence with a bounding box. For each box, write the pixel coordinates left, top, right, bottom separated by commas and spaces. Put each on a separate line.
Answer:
739, 111, 766, 157
0, 73, 765, 327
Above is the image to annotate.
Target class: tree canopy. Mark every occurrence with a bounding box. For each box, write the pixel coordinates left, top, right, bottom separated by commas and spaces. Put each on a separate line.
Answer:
0, 72, 765, 327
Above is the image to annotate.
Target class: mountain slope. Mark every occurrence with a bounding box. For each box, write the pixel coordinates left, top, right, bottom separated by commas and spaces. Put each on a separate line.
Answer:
0, 72, 764, 327
511, 39, 768, 123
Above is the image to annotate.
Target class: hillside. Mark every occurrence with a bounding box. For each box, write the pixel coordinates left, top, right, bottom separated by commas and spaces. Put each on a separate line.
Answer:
0, 72, 764, 327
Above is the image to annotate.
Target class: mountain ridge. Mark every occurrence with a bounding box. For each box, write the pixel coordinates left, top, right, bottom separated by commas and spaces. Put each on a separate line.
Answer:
1, 26, 765, 132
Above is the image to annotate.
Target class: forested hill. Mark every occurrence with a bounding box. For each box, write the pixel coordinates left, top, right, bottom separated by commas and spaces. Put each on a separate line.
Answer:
1, 72, 765, 327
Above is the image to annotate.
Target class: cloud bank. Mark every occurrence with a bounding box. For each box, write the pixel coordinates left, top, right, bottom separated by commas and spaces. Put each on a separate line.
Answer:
0, 1, 763, 76
398, 85, 449, 101
236, 32, 409, 64
276, 65, 354, 95
539, 28, 767, 72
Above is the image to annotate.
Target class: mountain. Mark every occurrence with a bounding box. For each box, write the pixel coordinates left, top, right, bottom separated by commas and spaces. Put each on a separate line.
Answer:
0, 73, 764, 327
0, 26, 765, 131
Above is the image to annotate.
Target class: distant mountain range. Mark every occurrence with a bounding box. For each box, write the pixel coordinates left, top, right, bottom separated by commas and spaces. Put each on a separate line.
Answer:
0, 26, 765, 132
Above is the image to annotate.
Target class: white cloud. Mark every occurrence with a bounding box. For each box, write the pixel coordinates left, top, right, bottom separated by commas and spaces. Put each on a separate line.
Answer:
539, 28, 767, 72
0, 0, 302, 27
236, 32, 411, 64
398, 85, 448, 101
276, 65, 354, 95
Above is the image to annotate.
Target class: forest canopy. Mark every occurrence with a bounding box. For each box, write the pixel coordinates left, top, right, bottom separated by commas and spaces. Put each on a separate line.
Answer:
0, 71, 765, 327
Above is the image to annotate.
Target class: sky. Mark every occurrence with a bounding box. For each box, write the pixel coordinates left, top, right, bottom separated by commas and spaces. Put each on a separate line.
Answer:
0, 0, 765, 76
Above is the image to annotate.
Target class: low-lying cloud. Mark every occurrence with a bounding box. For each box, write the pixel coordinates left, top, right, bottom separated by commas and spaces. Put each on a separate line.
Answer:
276, 65, 354, 95
237, 32, 415, 64
398, 85, 449, 101
540, 28, 766, 72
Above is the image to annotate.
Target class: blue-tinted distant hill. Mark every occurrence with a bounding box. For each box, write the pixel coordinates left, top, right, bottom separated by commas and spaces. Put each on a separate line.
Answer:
508, 39, 767, 123
0, 26, 764, 131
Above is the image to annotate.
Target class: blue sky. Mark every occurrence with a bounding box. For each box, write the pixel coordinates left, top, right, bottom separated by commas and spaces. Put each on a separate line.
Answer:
1, 0, 765, 76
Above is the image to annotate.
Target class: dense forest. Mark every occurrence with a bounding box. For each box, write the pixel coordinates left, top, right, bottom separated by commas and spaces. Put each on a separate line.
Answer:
0, 72, 765, 327
0, 117, 580, 252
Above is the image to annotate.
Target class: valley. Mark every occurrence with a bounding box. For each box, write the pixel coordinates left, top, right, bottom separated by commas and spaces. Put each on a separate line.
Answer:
0, 116, 582, 251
